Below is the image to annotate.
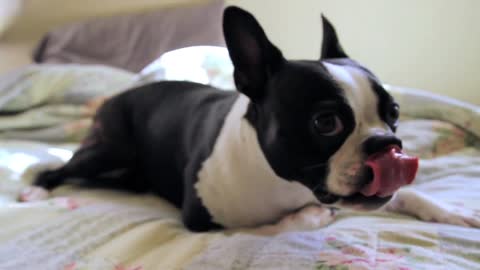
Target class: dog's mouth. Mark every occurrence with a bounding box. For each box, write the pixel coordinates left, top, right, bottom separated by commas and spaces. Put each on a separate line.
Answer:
314, 168, 390, 209
314, 145, 419, 210
314, 185, 393, 211
314, 189, 393, 211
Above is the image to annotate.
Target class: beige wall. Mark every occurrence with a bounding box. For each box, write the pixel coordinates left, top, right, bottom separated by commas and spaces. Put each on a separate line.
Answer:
1, 0, 479, 104
227, 0, 480, 104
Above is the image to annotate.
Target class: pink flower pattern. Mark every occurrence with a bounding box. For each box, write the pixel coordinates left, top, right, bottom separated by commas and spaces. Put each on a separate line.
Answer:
431, 123, 468, 156
316, 234, 419, 270
51, 197, 91, 210
63, 262, 76, 270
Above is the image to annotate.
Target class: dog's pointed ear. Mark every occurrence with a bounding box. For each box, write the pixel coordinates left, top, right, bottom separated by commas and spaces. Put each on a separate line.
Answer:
223, 6, 285, 101
321, 15, 348, 59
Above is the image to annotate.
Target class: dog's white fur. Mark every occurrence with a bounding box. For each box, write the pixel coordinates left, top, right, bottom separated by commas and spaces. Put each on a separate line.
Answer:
323, 63, 393, 196
195, 94, 319, 228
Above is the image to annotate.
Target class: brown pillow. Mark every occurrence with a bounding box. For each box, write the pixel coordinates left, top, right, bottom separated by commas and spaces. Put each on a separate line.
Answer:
33, 0, 225, 72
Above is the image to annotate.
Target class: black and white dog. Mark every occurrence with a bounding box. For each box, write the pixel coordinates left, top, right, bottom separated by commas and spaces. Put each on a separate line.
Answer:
30, 7, 479, 232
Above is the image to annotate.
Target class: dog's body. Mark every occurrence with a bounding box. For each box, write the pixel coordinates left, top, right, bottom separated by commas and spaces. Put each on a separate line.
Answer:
32, 7, 480, 231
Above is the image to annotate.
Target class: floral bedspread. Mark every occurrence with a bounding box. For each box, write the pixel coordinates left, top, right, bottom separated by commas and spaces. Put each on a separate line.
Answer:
0, 64, 134, 142
0, 60, 479, 269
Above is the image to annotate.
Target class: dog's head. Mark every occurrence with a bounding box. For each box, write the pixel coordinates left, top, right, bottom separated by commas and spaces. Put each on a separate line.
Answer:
223, 7, 418, 209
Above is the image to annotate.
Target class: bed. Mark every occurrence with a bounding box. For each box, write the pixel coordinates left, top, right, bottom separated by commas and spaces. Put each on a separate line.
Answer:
0, 46, 479, 270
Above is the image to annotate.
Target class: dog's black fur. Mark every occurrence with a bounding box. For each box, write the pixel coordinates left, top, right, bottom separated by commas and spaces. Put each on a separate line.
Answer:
34, 7, 401, 232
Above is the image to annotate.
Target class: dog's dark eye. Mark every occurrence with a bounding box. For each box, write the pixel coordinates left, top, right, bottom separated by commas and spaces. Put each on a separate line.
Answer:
387, 104, 400, 124
312, 113, 343, 136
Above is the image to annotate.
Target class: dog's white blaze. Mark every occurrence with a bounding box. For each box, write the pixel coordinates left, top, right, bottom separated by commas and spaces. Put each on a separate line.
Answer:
195, 95, 318, 228
323, 63, 391, 196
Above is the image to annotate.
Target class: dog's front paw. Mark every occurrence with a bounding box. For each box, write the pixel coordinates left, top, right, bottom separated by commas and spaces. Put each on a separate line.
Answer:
252, 205, 336, 235
386, 189, 480, 228
280, 205, 336, 230
411, 203, 480, 228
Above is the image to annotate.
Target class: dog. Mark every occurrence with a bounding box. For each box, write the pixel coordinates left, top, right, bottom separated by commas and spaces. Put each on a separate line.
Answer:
29, 6, 480, 232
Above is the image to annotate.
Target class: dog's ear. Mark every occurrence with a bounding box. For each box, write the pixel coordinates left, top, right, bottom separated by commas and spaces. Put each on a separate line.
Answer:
321, 15, 348, 59
223, 6, 285, 101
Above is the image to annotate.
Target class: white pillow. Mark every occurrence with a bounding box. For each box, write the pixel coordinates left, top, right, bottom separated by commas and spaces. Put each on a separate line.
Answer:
138, 46, 235, 90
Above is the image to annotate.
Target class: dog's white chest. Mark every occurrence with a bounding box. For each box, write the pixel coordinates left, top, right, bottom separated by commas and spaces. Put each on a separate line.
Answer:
195, 95, 318, 228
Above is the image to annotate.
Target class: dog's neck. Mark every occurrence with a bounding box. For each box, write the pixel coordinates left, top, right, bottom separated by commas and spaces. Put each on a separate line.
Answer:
195, 94, 318, 228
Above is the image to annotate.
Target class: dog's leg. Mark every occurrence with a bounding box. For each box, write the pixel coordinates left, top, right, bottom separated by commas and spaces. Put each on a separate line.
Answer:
248, 205, 336, 236
181, 192, 224, 232
20, 142, 133, 202
34, 144, 127, 188
181, 164, 224, 232
22, 102, 136, 202
385, 188, 480, 227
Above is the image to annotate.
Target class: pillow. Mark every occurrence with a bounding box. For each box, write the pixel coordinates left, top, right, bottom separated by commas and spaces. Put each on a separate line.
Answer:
32, 0, 225, 73
137, 46, 235, 90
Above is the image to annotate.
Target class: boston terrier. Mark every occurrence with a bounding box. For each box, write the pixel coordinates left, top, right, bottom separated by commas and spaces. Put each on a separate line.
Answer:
29, 6, 480, 232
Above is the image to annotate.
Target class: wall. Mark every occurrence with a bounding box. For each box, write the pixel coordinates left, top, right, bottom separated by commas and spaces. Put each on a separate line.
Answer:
227, 0, 480, 104
1, 0, 479, 104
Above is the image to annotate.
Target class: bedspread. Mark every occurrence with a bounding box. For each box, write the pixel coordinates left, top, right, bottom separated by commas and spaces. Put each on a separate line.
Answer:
0, 64, 479, 270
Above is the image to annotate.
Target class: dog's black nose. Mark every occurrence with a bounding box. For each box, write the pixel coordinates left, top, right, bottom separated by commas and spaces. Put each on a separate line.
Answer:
363, 135, 402, 156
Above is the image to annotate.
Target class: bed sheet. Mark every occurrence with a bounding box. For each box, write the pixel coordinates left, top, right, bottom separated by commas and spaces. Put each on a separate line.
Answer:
0, 63, 479, 269
0, 118, 479, 270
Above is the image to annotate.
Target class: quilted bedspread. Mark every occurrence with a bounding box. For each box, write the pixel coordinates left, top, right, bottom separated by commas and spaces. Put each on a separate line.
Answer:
0, 63, 479, 270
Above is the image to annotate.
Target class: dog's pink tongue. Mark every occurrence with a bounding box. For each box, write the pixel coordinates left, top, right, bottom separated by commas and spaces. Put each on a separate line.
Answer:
361, 146, 419, 197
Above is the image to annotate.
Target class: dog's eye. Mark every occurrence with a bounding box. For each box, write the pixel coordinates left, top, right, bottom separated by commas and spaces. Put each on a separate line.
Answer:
313, 113, 343, 136
387, 104, 400, 123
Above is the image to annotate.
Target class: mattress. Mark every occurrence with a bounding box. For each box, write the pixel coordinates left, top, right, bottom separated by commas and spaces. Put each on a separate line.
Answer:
0, 62, 479, 270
